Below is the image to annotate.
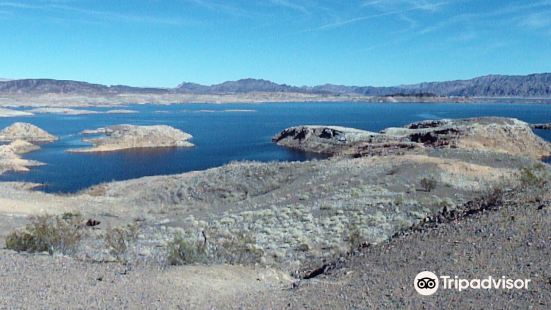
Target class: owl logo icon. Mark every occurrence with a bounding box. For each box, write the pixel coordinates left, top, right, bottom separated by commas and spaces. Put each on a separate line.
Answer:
414, 271, 439, 296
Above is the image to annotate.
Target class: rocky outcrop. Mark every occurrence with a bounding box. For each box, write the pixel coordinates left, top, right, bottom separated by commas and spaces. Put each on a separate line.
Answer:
392, 117, 551, 159
531, 123, 551, 130
70, 125, 194, 153
0, 123, 57, 174
274, 117, 551, 159
0, 140, 43, 175
0, 123, 57, 143
273, 126, 390, 154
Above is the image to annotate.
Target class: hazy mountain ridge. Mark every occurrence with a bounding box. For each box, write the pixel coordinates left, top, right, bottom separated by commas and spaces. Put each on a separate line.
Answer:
1, 73, 550, 97
0, 79, 111, 94
0, 79, 169, 95
178, 78, 305, 94
401, 73, 551, 97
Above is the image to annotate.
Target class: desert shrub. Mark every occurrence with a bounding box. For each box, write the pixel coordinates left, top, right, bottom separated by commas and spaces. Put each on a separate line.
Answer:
104, 223, 139, 260
211, 231, 263, 265
5, 231, 40, 253
165, 229, 263, 266
61, 211, 82, 220
420, 177, 437, 192
166, 233, 207, 265
5, 214, 83, 255
482, 187, 504, 207
347, 226, 363, 251
519, 164, 548, 188
394, 194, 405, 207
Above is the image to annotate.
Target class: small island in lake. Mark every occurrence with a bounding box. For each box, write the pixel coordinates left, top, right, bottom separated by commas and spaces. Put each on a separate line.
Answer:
70, 124, 194, 153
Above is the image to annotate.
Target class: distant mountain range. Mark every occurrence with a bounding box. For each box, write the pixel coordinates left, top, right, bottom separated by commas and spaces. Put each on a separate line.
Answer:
1, 73, 550, 98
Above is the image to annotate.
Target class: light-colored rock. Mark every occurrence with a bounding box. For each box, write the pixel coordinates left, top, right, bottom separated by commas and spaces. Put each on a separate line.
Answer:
29, 107, 99, 115
0, 123, 56, 174
272, 126, 385, 154
69, 124, 194, 153
81, 128, 108, 135
0, 140, 40, 154
0, 108, 34, 118
0, 122, 57, 143
105, 109, 138, 114
275, 117, 551, 159
391, 117, 551, 159
0, 140, 43, 175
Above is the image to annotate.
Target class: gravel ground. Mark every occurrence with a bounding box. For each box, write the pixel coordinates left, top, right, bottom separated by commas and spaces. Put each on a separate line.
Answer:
0, 183, 548, 309
249, 186, 551, 309
0, 252, 291, 309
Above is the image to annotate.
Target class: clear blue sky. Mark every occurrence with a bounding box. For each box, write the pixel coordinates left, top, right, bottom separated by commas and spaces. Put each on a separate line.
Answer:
1, 0, 550, 87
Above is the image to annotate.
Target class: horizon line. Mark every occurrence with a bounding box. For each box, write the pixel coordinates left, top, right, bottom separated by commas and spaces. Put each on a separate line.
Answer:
1, 71, 550, 89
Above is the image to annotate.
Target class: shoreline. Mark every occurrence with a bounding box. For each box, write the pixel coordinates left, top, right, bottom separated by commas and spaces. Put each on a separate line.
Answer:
0, 116, 549, 308
1, 93, 551, 110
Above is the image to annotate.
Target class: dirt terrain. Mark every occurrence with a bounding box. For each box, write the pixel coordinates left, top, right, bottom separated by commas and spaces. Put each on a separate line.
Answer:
0, 167, 548, 309
247, 183, 551, 309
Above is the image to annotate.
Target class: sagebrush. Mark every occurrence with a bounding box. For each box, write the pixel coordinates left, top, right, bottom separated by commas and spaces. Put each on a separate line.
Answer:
5, 214, 83, 255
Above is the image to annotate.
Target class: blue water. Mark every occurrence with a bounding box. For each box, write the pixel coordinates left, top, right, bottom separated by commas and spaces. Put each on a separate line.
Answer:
0, 102, 550, 193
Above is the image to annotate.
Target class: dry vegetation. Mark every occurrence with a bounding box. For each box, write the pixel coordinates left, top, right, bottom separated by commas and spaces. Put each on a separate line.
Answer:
6, 213, 84, 255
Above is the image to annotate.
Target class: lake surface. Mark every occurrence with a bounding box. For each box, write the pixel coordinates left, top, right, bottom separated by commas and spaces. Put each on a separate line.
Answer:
1, 102, 550, 193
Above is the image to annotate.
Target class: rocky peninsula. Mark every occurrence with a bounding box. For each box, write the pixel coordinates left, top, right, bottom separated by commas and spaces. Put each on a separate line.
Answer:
274, 117, 551, 159
0, 123, 57, 175
0, 140, 42, 175
70, 124, 194, 153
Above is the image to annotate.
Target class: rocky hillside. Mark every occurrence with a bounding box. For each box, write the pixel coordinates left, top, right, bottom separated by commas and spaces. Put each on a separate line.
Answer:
0, 79, 167, 95
2, 73, 550, 97
400, 73, 551, 97
311, 73, 551, 97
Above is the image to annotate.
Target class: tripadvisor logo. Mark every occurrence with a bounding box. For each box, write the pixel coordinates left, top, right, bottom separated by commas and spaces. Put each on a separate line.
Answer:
414, 271, 439, 296
414, 271, 531, 296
